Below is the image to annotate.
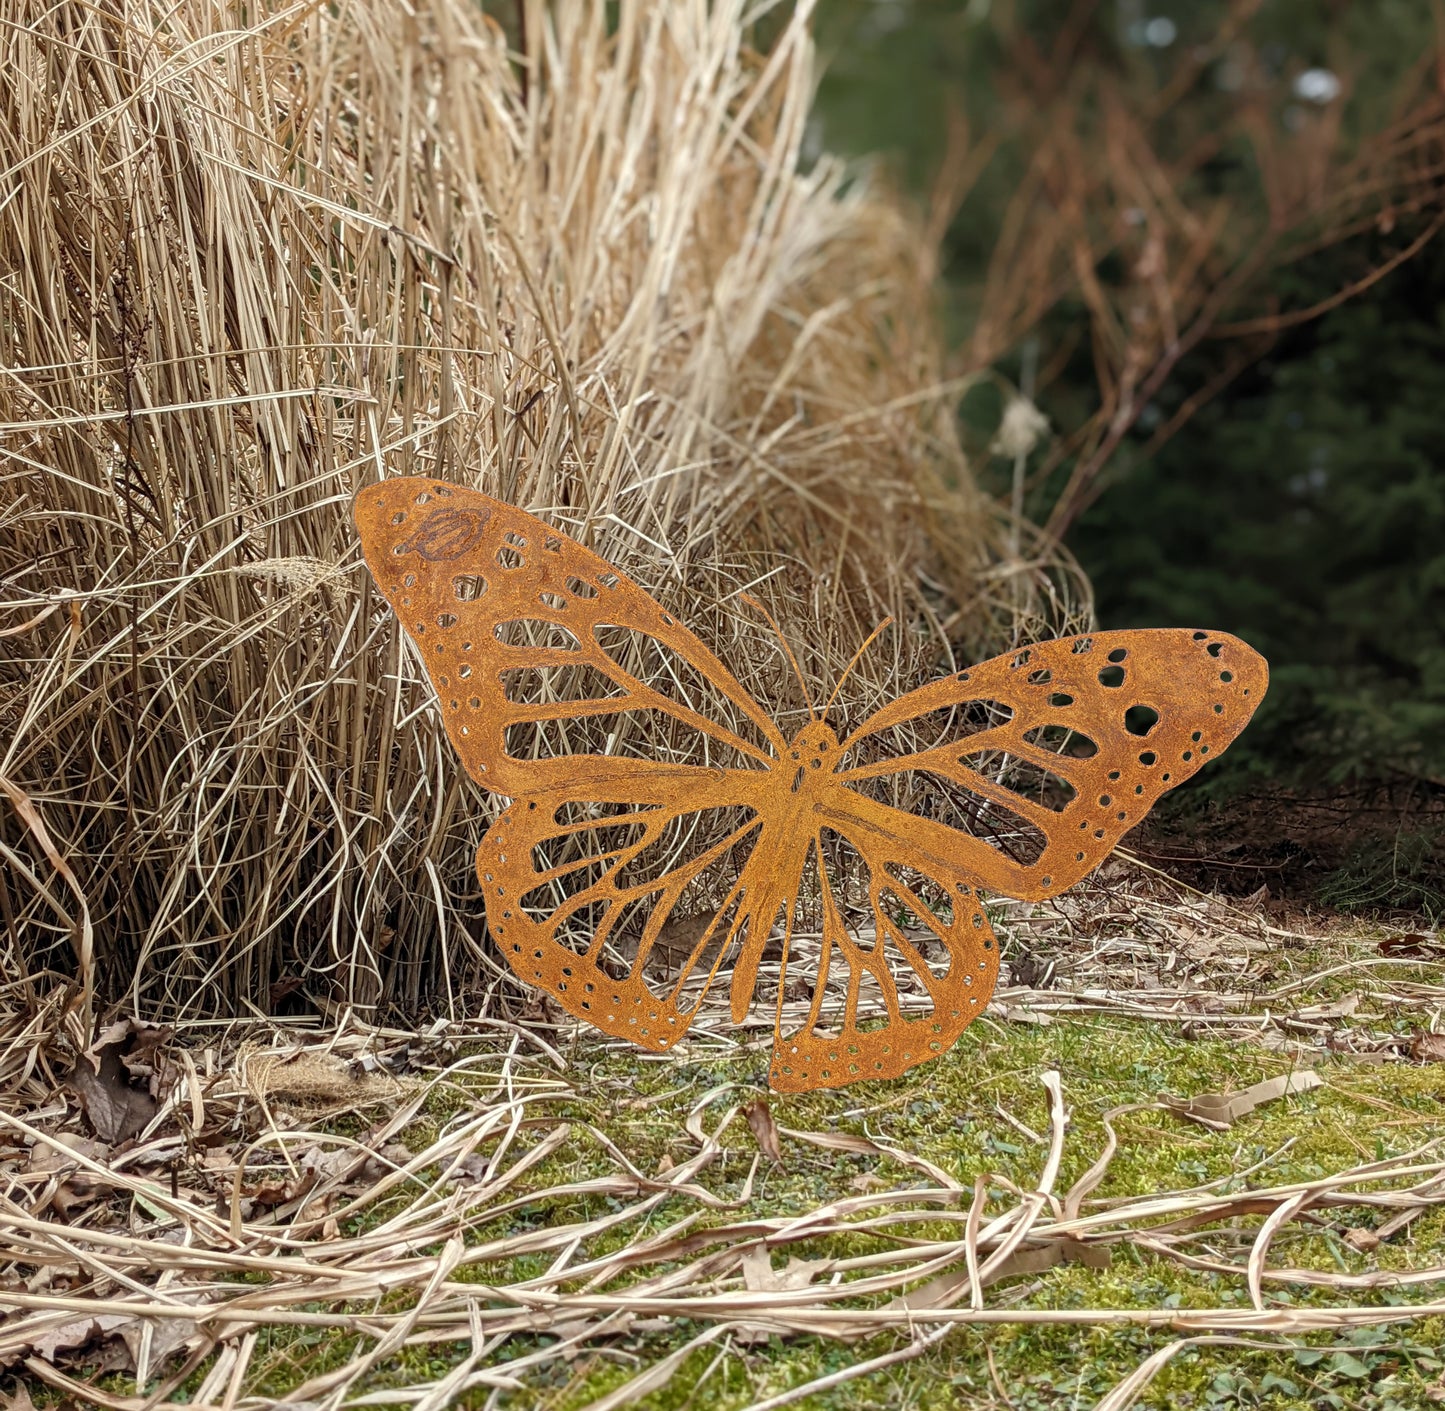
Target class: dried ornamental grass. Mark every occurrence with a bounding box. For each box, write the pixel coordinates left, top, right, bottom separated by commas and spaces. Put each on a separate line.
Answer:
0, 0, 1080, 1023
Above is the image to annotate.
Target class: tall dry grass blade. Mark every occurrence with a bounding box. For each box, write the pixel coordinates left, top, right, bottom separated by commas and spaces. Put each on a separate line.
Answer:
0, 0, 1071, 1020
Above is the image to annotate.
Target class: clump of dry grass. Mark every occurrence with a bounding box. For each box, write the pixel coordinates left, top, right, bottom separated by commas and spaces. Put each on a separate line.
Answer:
0, 0, 1078, 1022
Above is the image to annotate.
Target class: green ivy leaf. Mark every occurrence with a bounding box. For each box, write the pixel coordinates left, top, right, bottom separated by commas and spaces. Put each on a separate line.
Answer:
1329, 1352, 1373, 1379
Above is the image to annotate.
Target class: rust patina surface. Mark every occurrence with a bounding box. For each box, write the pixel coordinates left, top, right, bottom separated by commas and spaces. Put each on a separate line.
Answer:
356, 478, 1267, 1091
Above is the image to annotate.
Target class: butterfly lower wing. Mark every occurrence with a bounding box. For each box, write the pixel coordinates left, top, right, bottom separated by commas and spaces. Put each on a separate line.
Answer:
353, 478, 785, 798
480, 770, 793, 1049
836, 629, 1268, 902
767, 816, 999, 1092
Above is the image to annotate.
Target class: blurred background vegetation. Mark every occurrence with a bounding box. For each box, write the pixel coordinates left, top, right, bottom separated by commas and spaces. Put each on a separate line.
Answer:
809, 0, 1445, 914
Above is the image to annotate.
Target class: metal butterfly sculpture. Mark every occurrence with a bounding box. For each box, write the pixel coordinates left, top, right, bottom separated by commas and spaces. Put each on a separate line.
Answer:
355, 478, 1267, 1092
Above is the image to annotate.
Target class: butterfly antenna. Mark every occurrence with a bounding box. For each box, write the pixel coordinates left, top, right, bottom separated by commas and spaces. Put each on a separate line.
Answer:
822, 616, 895, 723
740, 592, 817, 722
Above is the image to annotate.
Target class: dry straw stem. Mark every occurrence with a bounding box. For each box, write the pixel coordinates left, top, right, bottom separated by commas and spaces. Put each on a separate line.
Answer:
0, 0, 1078, 1023
0, 1018, 1442, 1411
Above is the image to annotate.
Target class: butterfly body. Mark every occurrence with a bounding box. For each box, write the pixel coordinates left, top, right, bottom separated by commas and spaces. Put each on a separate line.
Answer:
355, 477, 1267, 1092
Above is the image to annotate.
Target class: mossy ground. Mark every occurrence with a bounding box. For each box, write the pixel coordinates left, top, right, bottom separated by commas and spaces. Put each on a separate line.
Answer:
50, 923, 1445, 1410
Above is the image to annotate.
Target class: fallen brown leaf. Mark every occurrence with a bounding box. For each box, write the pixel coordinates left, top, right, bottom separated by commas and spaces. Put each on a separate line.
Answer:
890, 1237, 1112, 1314
1163, 1070, 1322, 1130
68, 1021, 164, 1144
1241, 883, 1271, 910
735, 1249, 833, 1345
1411, 1031, 1445, 1063
24, 1313, 132, 1365
1379, 933, 1443, 959
1291, 993, 1361, 1021
741, 1248, 831, 1292
742, 1098, 783, 1166
27, 1135, 116, 1218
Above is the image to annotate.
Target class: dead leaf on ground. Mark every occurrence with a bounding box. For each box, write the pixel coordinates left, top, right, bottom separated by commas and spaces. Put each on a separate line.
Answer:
1379, 933, 1444, 960
741, 1248, 832, 1292
67, 1020, 168, 1144
23, 1313, 132, 1365
1411, 1031, 1445, 1063
889, 1237, 1112, 1315
1291, 993, 1361, 1021
742, 1098, 782, 1166
115, 1313, 199, 1373
1163, 1070, 1323, 1130
1241, 883, 1271, 910
444, 1153, 490, 1186
735, 1249, 834, 1345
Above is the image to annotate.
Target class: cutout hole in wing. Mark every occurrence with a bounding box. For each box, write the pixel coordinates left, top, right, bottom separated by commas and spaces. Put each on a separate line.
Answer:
660, 893, 750, 1014
959, 751, 1077, 814
528, 818, 649, 883
504, 706, 768, 772
1022, 724, 1098, 759
805, 947, 850, 1040
845, 769, 1047, 868
598, 898, 672, 1005
1124, 704, 1161, 737
552, 800, 646, 827
520, 858, 614, 916
514, 896, 607, 959
494, 618, 582, 651
853, 967, 888, 1024
505, 716, 594, 760
881, 861, 956, 930
613, 807, 760, 891
839, 700, 1014, 771
593, 623, 777, 761
878, 887, 952, 980
501, 663, 627, 706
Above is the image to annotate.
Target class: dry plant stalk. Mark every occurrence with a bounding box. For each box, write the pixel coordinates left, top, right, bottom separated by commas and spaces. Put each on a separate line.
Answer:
0, 0, 1076, 1023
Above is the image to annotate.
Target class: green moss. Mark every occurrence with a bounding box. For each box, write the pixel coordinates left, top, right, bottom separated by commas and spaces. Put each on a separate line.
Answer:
73, 945, 1443, 1411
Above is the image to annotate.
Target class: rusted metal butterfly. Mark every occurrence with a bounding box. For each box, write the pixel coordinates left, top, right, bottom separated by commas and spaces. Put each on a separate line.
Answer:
355, 478, 1267, 1091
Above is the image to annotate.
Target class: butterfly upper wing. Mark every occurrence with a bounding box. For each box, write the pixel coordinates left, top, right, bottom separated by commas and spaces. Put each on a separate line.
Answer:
830, 628, 1268, 902
353, 477, 790, 1045
353, 478, 786, 798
